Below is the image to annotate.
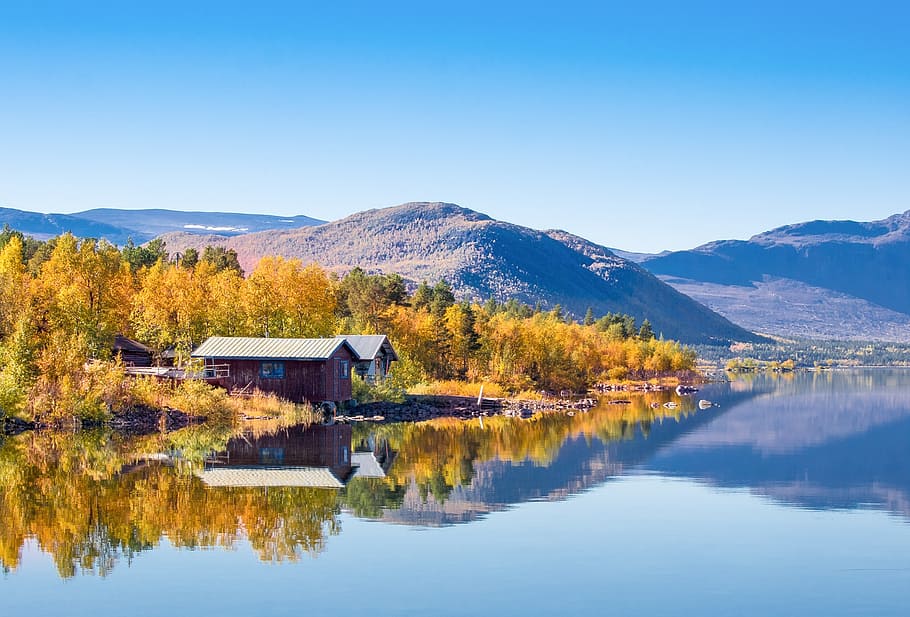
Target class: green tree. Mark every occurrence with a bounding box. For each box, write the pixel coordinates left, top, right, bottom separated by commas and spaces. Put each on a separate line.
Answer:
583, 307, 595, 326
121, 238, 168, 271
638, 319, 654, 341
201, 245, 243, 275
179, 247, 199, 269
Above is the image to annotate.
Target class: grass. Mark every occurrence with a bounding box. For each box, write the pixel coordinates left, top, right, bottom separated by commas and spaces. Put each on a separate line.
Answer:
125, 376, 320, 426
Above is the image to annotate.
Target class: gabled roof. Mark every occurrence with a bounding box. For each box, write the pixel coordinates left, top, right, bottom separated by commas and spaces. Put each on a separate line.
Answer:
191, 336, 356, 360
351, 452, 388, 478
113, 334, 153, 354
334, 334, 399, 362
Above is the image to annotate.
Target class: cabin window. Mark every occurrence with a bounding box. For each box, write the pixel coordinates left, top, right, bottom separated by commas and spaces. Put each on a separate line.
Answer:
338, 360, 349, 379
260, 361, 285, 379
259, 448, 285, 465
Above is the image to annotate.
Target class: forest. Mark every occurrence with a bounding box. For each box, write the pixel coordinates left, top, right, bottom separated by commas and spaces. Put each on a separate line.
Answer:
0, 229, 696, 423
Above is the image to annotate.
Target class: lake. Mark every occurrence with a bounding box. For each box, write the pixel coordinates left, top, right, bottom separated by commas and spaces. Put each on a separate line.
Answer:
2, 369, 910, 616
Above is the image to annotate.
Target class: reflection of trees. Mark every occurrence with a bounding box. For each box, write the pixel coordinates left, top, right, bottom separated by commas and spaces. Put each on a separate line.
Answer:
352, 393, 700, 505
0, 426, 342, 578
343, 477, 407, 518
0, 394, 705, 577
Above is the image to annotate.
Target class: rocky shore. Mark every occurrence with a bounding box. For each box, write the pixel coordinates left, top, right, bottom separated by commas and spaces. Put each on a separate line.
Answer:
108, 407, 207, 434
1, 406, 206, 436
336, 394, 601, 424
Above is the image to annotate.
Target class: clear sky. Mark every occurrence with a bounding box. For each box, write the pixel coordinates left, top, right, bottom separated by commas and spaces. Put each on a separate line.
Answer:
1, 1, 907, 252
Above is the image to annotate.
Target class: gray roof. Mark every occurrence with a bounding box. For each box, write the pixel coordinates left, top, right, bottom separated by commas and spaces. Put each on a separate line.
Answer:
191, 336, 355, 360
334, 335, 399, 362
195, 466, 347, 488
351, 452, 387, 478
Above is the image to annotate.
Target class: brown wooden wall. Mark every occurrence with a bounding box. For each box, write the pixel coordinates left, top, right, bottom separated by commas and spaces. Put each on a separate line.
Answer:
213, 347, 353, 403
221, 424, 353, 479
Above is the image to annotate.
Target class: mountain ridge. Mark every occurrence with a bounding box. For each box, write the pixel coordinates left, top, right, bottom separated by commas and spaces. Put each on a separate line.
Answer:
159, 201, 758, 344
0, 206, 324, 244
642, 210, 910, 341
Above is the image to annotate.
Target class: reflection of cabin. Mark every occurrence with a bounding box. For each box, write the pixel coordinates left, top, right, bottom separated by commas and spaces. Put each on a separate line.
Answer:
352, 433, 397, 479
191, 336, 357, 403
335, 335, 398, 382
197, 424, 354, 488
113, 335, 153, 367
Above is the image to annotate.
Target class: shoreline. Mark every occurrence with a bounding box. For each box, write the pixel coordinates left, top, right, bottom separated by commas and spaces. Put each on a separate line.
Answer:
1, 381, 700, 435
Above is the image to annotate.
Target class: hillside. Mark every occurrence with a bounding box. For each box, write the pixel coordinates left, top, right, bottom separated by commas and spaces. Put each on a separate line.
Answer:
642, 211, 910, 341
0, 206, 323, 244
160, 202, 758, 344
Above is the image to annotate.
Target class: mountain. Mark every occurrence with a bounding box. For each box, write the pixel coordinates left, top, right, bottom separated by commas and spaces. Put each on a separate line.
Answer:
73, 208, 324, 240
0, 206, 324, 244
160, 202, 758, 344
641, 211, 910, 342
0, 207, 134, 244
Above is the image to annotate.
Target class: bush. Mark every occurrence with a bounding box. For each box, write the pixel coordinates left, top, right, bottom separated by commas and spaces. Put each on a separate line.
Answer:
169, 379, 230, 419
409, 380, 507, 398
0, 368, 25, 419
352, 374, 405, 403
127, 376, 171, 410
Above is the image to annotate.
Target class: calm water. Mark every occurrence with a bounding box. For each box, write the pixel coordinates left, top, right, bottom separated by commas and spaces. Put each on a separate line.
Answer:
2, 370, 910, 616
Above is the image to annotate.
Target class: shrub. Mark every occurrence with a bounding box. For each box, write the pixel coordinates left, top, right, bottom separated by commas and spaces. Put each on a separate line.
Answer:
169, 379, 230, 419
352, 374, 405, 404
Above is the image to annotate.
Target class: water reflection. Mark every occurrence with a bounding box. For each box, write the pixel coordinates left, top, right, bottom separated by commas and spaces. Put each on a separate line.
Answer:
3, 369, 910, 578
0, 426, 342, 577
648, 370, 910, 517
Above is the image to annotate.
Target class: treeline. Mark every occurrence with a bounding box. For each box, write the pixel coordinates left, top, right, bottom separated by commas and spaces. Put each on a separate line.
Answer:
695, 339, 910, 368
0, 230, 695, 421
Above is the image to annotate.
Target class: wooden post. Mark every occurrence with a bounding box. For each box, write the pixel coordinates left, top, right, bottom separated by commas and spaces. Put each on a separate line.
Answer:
477, 384, 484, 407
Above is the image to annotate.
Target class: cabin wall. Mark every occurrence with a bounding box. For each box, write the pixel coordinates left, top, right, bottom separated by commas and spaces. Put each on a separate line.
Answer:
353, 351, 393, 382
212, 346, 353, 403
117, 350, 152, 367
222, 424, 352, 477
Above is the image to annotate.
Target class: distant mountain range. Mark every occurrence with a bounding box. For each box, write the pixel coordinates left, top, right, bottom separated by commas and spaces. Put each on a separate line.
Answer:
640, 211, 910, 342
159, 202, 757, 344
10, 201, 908, 342
0, 206, 323, 245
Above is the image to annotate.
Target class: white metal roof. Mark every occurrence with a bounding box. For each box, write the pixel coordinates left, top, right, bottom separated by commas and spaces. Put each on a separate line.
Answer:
191, 336, 354, 360
195, 466, 347, 488
334, 335, 399, 361
351, 452, 387, 478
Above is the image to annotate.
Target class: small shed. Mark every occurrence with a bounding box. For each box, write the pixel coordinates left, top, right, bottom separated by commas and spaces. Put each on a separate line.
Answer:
335, 334, 398, 382
113, 335, 153, 367
191, 336, 357, 403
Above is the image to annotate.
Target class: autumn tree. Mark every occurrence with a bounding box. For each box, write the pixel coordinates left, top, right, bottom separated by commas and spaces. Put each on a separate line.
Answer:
338, 268, 407, 333
0, 236, 28, 338
35, 234, 133, 357
242, 257, 336, 338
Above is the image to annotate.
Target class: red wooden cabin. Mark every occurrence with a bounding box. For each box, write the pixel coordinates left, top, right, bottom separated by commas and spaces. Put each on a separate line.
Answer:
191, 336, 356, 404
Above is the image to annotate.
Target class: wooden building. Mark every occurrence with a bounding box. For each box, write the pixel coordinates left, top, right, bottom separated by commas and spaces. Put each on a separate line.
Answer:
191, 336, 357, 403
335, 334, 398, 382
112, 334, 153, 367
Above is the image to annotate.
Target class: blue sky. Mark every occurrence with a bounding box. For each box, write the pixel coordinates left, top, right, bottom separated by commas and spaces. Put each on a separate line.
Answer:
1, 1, 907, 252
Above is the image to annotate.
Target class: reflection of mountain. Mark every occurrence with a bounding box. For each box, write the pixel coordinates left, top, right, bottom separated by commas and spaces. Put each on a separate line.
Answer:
370, 371, 910, 526
375, 399, 735, 526
646, 371, 910, 518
